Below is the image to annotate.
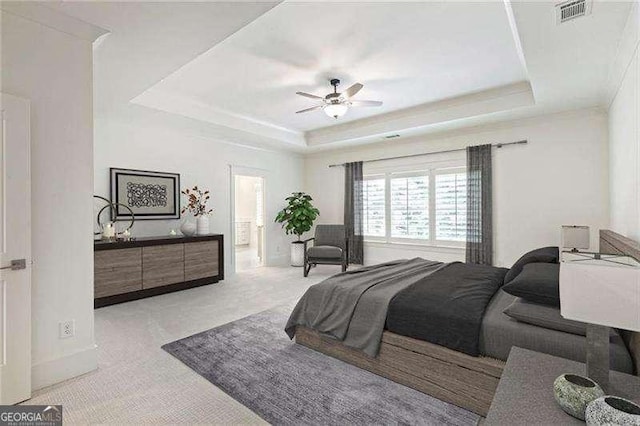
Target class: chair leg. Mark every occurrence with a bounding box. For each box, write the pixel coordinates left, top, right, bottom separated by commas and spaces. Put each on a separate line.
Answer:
304, 261, 310, 277
342, 261, 347, 273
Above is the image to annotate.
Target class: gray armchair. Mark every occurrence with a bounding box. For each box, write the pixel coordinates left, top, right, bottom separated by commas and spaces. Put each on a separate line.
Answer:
303, 225, 349, 277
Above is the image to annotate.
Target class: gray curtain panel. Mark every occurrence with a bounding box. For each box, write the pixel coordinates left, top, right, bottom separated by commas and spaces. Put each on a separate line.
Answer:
344, 161, 364, 264
466, 144, 493, 265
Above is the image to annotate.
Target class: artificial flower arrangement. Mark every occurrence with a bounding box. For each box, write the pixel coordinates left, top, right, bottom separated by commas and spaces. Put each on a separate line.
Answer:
181, 186, 213, 217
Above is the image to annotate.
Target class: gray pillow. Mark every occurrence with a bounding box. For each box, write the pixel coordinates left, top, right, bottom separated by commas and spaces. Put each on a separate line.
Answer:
504, 246, 559, 284
502, 262, 560, 306
504, 298, 616, 337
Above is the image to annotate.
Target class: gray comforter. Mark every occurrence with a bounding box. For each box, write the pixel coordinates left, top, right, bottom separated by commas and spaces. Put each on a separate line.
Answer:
285, 258, 445, 357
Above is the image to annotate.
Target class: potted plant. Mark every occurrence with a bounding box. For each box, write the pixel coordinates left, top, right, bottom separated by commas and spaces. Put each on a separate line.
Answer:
275, 192, 320, 266
181, 186, 213, 235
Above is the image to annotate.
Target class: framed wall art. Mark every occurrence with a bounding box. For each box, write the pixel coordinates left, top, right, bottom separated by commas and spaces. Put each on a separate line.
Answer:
110, 168, 180, 220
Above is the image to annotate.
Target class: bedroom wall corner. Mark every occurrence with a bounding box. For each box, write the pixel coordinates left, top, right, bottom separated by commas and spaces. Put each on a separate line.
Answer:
608, 1, 640, 242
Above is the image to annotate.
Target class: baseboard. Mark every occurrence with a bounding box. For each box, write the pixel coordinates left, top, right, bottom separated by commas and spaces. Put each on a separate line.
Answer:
31, 344, 98, 390
266, 254, 289, 266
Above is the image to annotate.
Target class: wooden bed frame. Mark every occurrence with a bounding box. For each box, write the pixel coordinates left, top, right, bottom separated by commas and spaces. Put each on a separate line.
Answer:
295, 229, 640, 417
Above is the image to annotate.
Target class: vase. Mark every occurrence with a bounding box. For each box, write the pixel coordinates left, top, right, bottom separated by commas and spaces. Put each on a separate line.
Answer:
586, 396, 640, 425
291, 241, 305, 267
180, 221, 197, 236
196, 215, 210, 235
554, 374, 604, 420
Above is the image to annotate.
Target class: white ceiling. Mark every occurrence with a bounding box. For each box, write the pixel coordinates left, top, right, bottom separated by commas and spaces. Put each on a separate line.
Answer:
139, 2, 527, 132
35, 0, 634, 152
40, 1, 279, 118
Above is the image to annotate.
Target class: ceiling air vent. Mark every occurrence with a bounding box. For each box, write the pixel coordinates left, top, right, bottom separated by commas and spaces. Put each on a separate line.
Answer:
556, 0, 592, 24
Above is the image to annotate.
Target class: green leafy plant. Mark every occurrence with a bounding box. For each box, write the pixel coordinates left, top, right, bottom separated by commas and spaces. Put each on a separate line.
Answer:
275, 192, 320, 240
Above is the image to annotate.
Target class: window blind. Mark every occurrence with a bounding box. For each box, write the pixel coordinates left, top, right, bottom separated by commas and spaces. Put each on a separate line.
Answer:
390, 175, 429, 239
435, 172, 467, 242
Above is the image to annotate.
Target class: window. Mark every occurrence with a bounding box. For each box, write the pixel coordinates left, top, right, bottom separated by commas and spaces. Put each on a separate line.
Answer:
390, 174, 429, 239
362, 177, 385, 237
362, 166, 467, 246
435, 171, 467, 242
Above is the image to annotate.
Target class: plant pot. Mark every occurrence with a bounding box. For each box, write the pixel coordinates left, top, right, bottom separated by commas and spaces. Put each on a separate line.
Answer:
291, 241, 305, 267
196, 216, 210, 235
586, 396, 640, 425
554, 374, 604, 420
180, 221, 197, 236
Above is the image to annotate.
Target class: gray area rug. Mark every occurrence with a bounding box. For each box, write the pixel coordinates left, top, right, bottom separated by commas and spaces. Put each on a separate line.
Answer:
162, 307, 480, 425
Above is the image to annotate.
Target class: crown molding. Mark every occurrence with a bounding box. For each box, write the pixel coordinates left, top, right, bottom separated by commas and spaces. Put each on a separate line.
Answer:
0, 2, 108, 42
303, 105, 606, 159
131, 89, 306, 148
304, 81, 535, 147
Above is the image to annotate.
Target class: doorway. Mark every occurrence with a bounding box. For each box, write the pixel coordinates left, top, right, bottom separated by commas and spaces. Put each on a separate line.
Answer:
233, 175, 265, 272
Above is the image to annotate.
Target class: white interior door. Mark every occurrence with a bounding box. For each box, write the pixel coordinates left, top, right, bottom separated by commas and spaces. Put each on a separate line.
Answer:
0, 93, 32, 404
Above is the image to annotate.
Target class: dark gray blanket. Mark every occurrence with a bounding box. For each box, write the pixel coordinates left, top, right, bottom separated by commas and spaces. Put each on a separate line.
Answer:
285, 258, 445, 357
386, 262, 508, 356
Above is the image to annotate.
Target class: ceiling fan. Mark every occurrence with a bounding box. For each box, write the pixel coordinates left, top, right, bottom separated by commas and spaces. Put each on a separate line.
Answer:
296, 79, 383, 119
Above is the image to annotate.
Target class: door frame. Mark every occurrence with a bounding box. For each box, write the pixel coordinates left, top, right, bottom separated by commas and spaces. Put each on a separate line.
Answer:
229, 165, 267, 273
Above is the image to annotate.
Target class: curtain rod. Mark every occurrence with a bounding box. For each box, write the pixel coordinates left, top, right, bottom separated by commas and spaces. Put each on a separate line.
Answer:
327, 140, 528, 168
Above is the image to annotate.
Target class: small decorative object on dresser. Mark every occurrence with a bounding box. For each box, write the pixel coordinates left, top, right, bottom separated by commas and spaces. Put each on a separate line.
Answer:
94, 194, 135, 239
110, 168, 180, 220
180, 221, 197, 236
275, 192, 320, 267
585, 396, 640, 426
181, 186, 213, 235
553, 374, 604, 420
197, 216, 209, 235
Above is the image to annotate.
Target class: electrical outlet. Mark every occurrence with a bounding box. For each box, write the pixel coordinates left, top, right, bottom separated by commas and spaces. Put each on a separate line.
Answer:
59, 320, 75, 339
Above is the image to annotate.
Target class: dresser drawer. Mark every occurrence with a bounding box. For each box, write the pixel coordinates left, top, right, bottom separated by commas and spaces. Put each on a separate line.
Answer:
185, 240, 219, 281
142, 244, 184, 289
94, 248, 142, 298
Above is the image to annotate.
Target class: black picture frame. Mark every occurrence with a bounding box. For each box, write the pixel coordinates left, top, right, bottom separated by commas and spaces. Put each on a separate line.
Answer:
110, 168, 181, 220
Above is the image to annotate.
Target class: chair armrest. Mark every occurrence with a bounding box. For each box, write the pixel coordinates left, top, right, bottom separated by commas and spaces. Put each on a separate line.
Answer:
303, 237, 315, 251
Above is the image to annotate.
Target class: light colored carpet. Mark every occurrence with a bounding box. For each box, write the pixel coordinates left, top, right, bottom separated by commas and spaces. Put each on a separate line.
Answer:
163, 308, 480, 425
24, 265, 338, 424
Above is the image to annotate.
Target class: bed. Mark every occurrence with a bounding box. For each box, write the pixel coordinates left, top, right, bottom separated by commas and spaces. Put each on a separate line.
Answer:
288, 230, 640, 416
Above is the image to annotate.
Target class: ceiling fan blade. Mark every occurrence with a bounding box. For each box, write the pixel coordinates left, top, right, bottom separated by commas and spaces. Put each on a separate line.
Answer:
296, 91, 324, 100
349, 100, 383, 107
343, 83, 364, 98
296, 105, 323, 114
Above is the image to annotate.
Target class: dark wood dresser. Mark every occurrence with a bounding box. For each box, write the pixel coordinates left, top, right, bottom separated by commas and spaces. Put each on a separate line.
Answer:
94, 234, 224, 308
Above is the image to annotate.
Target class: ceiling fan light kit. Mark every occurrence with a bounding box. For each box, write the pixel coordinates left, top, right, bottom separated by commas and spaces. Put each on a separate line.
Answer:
296, 78, 383, 119
324, 103, 349, 118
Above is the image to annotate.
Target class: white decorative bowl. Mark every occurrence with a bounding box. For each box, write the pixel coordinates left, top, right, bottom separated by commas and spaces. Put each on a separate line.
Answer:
180, 221, 197, 236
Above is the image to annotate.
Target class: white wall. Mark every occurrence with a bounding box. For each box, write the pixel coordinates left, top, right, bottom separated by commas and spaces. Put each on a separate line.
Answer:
609, 2, 640, 241
94, 112, 304, 273
305, 109, 610, 267
1, 11, 98, 389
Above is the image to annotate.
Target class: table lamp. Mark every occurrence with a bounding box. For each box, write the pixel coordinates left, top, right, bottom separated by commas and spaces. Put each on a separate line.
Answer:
562, 225, 590, 252
560, 252, 640, 390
